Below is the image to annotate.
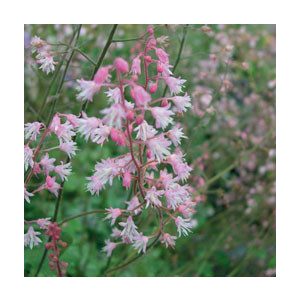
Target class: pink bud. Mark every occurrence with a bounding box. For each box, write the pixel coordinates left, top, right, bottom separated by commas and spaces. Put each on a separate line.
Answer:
157, 64, 163, 73
146, 149, 152, 159
94, 66, 110, 84
131, 74, 138, 81
126, 110, 135, 121
114, 57, 129, 73
136, 115, 144, 125
145, 55, 152, 63
161, 99, 169, 107
46, 176, 54, 188
147, 25, 154, 35
110, 128, 119, 143
122, 171, 132, 189
149, 82, 158, 94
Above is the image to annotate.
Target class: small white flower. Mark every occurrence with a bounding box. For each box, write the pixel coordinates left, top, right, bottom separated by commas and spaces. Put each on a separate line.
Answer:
171, 93, 192, 113
54, 162, 72, 181
24, 188, 34, 204
134, 120, 157, 141
175, 217, 193, 237
24, 226, 42, 249
37, 55, 56, 74
145, 186, 164, 208
132, 234, 149, 254
24, 145, 34, 171
59, 140, 78, 158
24, 122, 43, 141
102, 240, 117, 257
150, 105, 174, 129
76, 79, 101, 102
146, 134, 171, 163
167, 125, 186, 146
119, 216, 139, 243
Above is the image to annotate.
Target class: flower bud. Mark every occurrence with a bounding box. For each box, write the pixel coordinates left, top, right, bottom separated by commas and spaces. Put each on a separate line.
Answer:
126, 110, 135, 121
161, 99, 169, 107
136, 115, 144, 125
149, 82, 158, 94
145, 55, 152, 63
157, 64, 163, 73
114, 57, 129, 73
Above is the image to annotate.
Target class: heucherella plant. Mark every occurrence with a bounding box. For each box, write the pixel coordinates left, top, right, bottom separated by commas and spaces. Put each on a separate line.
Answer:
24, 25, 198, 276
74, 25, 195, 256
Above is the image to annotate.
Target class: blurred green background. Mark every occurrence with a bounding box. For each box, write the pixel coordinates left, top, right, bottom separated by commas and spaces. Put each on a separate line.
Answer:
24, 24, 275, 276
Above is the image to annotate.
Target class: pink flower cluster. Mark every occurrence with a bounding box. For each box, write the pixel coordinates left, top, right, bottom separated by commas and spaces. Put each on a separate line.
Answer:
24, 113, 78, 203
31, 36, 57, 74
74, 25, 196, 256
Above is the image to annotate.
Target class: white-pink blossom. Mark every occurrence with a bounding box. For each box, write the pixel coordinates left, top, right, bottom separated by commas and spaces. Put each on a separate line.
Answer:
54, 162, 72, 181
40, 153, 56, 173
76, 79, 101, 102
145, 186, 164, 208
165, 76, 186, 95
24, 226, 42, 249
132, 234, 149, 253
132, 85, 151, 107
24, 122, 43, 141
167, 125, 186, 146
102, 240, 117, 257
24, 145, 34, 171
105, 208, 122, 225
175, 216, 193, 237
160, 233, 177, 248
59, 140, 78, 158
119, 216, 139, 243
134, 120, 157, 141
171, 93, 192, 113
24, 188, 34, 204
146, 134, 171, 162
150, 105, 174, 129
45, 175, 61, 197
126, 196, 142, 215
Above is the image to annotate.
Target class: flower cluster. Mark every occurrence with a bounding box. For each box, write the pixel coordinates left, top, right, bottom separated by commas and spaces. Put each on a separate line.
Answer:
31, 36, 57, 74
24, 113, 78, 204
74, 25, 196, 256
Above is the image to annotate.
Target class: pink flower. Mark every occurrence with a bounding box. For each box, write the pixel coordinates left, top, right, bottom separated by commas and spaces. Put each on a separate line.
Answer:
131, 56, 141, 75
150, 105, 174, 129
156, 48, 169, 64
36, 218, 51, 229
54, 162, 72, 181
133, 234, 149, 253
119, 216, 139, 243
105, 87, 121, 104
175, 216, 193, 237
37, 54, 56, 74
146, 134, 171, 162
91, 125, 111, 145
45, 175, 61, 197
102, 240, 117, 257
24, 226, 42, 249
178, 201, 196, 218
159, 170, 174, 189
167, 125, 186, 146
167, 152, 192, 181
77, 113, 102, 141
111, 228, 122, 238
110, 128, 126, 146
105, 208, 122, 225
59, 140, 78, 158
40, 153, 56, 173
171, 93, 192, 112
24, 122, 43, 141
49, 115, 76, 142
145, 186, 164, 208
165, 183, 190, 210
101, 103, 130, 129
24, 188, 34, 203
93, 66, 111, 84
76, 79, 101, 102
165, 76, 186, 95
122, 171, 132, 189
24, 145, 34, 171
132, 85, 151, 107
160, 233, 177, 248
86, 175, 103, 195
114, 57, 129, 73
126, 196, 142, 215
134, 120, 157, 141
